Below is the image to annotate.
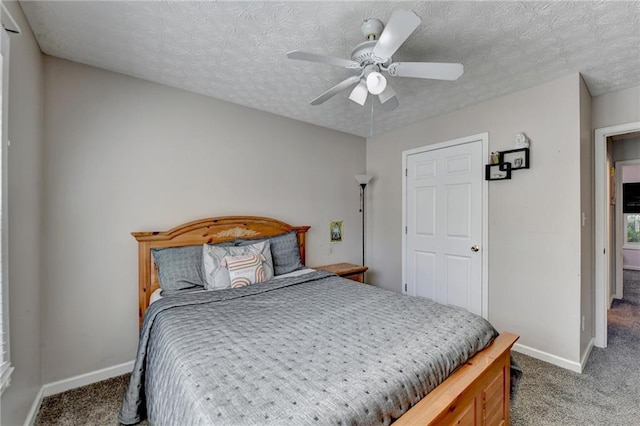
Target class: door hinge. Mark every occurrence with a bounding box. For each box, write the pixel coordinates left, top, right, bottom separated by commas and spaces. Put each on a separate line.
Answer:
405, 168, 408, 177
404, 283, 407, 292
603, 248, 606, 255
405, 226, 407, 234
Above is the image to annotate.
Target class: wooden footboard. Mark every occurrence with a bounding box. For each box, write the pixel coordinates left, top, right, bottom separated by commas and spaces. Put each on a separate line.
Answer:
395, 332, 519, 426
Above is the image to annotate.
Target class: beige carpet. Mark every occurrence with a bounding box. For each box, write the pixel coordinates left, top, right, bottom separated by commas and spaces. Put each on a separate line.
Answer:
34, 374, 146, 426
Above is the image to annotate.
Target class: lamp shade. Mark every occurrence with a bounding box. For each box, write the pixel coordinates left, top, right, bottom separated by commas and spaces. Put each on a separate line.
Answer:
366, 72, 387, 95
355, 174, 373, 185
378, 85, 396, 104
349, 81, 368, 106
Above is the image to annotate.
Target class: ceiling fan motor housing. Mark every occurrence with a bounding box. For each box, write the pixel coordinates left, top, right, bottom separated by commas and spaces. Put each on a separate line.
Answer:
361, 18, 383, 40
354, 19, 391, 66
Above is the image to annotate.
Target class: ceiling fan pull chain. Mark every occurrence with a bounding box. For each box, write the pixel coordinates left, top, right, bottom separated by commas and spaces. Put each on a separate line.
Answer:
370, 98, 375, 136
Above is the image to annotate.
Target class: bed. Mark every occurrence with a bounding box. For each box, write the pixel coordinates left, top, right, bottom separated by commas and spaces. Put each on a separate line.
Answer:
120, 216, 518, 425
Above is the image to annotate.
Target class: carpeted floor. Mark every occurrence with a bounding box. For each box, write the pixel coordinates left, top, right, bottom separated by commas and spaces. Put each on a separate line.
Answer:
510, 269, 640, 425
34, 373, 145, 426
34, 272, 640, 425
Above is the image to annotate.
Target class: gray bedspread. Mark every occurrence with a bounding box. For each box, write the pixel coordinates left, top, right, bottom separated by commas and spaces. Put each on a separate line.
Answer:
120, 271, 498, 425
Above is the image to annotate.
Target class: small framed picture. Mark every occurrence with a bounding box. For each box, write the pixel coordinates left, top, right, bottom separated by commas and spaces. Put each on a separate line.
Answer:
499, 148, 530, 170
329, 221, 343, 243
485, 162, 512, 181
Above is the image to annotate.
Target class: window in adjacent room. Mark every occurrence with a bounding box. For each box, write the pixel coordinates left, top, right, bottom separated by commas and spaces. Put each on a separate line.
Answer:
625, 214, 640, 245
623, 181, 640, 247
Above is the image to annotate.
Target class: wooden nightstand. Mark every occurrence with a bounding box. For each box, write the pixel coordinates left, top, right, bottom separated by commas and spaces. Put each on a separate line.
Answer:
314, 262, 368, 283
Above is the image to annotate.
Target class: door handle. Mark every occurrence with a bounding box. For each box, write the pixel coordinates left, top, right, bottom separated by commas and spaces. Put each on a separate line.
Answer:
471, 245, 479, 252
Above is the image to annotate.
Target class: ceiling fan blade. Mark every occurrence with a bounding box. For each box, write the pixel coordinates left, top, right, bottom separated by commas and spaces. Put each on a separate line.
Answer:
371, 9, 421, 62
387, 62, 464, 80
287, 50, 362, 69
310, 75, 361, 105
380, 95, 399, 112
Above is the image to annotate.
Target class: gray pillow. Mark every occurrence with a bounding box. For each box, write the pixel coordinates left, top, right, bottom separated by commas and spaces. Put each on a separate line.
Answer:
235, 231, 303, 275
152, 242, 234, 295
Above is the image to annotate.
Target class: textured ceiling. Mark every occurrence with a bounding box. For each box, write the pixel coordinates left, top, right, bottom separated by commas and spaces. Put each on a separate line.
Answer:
20, 1, 640, 138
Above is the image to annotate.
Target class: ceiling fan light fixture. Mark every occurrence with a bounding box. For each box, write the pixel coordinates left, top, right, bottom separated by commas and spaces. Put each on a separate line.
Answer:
349, 80, 369, 105
366, 71, 387, 95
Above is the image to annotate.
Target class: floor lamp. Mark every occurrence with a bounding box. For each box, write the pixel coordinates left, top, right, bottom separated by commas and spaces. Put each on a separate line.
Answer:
355, 174, 372, 266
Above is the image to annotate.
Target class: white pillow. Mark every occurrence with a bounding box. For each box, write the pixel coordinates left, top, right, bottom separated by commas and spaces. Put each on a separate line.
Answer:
202, 240, 274, 290
222, 253, 268, 288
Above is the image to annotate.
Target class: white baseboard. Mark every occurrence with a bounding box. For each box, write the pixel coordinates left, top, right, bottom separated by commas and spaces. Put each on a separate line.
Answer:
23, 386, 44, 426
42, 360, 134, 398
512, 343, 582, 373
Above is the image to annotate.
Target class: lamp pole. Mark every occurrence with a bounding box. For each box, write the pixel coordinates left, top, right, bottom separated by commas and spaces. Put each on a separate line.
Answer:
360, 183, 367, 266
355, 175, 372, 266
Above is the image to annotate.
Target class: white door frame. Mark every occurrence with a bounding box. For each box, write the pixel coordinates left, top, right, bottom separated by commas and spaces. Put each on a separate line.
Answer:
595, 121, 640, 348
401, 132, 489, 319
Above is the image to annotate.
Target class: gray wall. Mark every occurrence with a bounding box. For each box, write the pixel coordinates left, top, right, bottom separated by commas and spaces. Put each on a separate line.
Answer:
41, 56, 366, 383
592, 86, 640, 130
612, 137, 640, 161
366, 74, 584, 363
0, 1, 44, 425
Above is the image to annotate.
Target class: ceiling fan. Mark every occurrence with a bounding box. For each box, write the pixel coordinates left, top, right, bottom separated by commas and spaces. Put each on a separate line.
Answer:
287, 9, 464, 111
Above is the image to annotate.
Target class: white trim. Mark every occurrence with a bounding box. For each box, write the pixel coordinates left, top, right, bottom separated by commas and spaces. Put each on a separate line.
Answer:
23, 386, 44, 426
615, 161, 623, 299
595, 121, 640, 348
622, 244, 640, 251
42, 360, 134, 397
0, 17, 11, 395
622, 264, 640, 271
512, 343, 582, 373
481, 135, 489, 319
401, 132, 489, 319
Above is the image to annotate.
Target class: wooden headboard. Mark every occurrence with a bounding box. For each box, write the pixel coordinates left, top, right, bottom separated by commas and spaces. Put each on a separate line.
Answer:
132, 216, 310, 328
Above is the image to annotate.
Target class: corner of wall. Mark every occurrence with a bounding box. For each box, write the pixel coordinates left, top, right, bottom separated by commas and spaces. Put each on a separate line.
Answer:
579, 72, 594, 358
0, 1, 45, 425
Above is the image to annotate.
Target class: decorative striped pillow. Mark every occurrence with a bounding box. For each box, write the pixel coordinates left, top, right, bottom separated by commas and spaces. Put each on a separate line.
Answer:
203, 241, 273, 290
222, 253, 268, 288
